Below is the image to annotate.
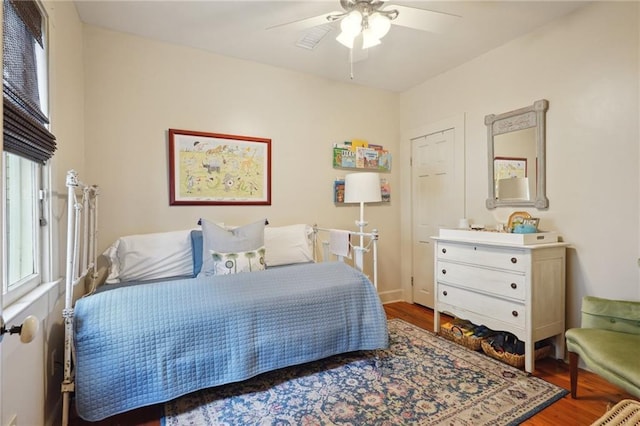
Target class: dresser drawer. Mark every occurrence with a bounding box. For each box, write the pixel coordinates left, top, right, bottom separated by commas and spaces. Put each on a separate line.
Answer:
437, 260, 526, 300
436, 242, 529, 273
437, 284, 525, 328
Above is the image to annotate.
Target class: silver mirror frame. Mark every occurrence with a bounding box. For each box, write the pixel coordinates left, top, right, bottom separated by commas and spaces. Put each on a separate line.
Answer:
485, 99, 549, 209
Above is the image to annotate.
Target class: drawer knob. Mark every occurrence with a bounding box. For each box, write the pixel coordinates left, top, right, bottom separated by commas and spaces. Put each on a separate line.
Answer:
511, 257, 518, 264
512, 310, 519, 317
441, 269, 447, 275
442, 248, 447, 254
510, 283, 517, 289
443, 291, 448, 296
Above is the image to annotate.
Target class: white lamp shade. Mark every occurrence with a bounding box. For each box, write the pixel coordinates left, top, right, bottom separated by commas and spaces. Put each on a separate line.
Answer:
497, 177, 530, 200
361, 28, 381, 49
344, 172, 382, 203
368, 13, 392, 39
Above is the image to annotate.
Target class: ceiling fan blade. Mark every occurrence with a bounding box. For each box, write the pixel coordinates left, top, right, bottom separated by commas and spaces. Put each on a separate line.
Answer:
385, 5, 460, 33
266, 11, 342, 32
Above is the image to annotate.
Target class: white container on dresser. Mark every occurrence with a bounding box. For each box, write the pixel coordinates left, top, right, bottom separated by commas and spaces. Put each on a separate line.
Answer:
432, 231, 568, 373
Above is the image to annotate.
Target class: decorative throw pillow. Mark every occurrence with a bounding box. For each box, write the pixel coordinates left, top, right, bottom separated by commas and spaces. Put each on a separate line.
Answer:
190, 229, 204, 277
198, 218, 266, 277
210, 246, 266, 275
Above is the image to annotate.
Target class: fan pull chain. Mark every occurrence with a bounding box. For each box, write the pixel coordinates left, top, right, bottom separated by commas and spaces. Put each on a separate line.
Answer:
349, 48, 354, 80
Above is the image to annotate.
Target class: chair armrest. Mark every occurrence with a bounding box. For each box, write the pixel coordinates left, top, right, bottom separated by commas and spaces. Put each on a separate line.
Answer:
581, 296, 640, 334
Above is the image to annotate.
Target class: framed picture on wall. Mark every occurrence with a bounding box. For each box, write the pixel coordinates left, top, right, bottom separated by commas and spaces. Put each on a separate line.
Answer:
168, 129, 271, 206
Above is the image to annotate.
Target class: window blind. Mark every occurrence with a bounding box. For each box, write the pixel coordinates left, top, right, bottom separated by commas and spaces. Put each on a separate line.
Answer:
2, 0, 56, 164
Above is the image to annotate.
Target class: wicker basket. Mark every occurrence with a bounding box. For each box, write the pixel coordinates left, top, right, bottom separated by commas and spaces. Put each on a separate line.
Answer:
439, 322, 485, 351
591, 399, 640, 426
480, 340, 551, 368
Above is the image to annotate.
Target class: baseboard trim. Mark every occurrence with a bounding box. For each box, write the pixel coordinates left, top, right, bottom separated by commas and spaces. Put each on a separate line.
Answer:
378, 289, 404, 304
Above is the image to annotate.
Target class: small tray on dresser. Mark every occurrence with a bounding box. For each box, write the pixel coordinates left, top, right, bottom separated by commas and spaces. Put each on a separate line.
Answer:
438, 228, 559, 245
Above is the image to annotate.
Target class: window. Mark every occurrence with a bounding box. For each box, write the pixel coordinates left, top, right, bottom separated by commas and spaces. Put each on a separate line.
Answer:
3, 153, 41, 304
2, 0, 55, 307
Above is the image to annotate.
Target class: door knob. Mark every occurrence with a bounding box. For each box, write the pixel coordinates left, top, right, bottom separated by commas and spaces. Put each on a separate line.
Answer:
0, 315, 39, 344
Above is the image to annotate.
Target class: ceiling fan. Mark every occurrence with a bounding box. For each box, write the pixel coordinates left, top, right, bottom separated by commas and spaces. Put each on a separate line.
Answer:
270, 0, 460, 51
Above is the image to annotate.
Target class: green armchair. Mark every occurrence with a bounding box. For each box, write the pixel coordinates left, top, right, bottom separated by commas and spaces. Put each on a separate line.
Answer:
565, 296, 640, 398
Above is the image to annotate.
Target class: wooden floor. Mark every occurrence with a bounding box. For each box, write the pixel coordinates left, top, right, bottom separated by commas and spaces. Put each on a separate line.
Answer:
70, 302, 637, 425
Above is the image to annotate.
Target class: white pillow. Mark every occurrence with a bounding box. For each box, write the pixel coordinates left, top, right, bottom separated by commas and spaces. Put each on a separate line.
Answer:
198, 218, 266, 277
104, 229, 194, 283
210, 246, 266, 275
264, 224, 314, 267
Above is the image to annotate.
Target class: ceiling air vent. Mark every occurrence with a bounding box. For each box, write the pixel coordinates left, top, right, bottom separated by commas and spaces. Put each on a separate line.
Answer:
295, 24, 332, 50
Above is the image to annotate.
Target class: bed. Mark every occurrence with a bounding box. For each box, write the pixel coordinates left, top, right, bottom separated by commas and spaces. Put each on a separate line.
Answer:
61, 171, 388, 423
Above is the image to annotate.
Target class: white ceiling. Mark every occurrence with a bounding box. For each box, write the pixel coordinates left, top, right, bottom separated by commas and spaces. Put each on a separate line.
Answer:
73, 1, 590, 92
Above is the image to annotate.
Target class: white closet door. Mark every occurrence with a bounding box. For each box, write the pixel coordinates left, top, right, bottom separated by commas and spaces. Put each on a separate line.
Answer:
411, 128, 461, 308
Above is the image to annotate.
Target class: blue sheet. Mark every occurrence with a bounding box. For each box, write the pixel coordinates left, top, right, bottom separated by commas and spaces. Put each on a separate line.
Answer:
74, 261, 388, 421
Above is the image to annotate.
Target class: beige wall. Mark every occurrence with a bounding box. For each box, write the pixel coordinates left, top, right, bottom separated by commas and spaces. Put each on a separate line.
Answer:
1, 1, 86, 425
399, 2, 640, 330
82, 26, 402, 300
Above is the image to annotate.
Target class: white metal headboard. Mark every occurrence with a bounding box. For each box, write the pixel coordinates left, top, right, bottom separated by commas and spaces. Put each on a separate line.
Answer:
312, 226, 379, 289
61, 170, 99, 426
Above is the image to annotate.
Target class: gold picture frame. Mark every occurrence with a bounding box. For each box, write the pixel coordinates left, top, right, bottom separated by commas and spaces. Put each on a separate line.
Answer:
507, 211, 532, 232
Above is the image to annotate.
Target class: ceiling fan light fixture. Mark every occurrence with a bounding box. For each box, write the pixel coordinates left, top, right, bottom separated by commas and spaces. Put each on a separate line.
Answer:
361, 28, 381, 49
340, 10, 363, 36
336, 31, 356, 48
368, 12, 392, 39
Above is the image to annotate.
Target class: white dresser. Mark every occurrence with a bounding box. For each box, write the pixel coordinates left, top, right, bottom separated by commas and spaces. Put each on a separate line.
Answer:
432, 235, 568, 373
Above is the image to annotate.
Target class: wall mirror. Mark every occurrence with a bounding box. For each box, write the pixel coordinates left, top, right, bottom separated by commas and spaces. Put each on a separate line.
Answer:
485, 99, 549, 209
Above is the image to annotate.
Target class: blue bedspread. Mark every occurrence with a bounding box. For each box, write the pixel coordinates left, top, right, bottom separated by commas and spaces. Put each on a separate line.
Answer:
74, 261, 388, 421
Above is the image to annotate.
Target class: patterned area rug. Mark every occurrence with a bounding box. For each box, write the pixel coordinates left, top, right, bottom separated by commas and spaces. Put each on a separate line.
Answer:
163, 319, 568, 425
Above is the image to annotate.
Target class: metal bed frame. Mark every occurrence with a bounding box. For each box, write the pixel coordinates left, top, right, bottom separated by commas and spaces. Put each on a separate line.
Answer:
61, 170, 99, 426
312, 226, 379, 289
